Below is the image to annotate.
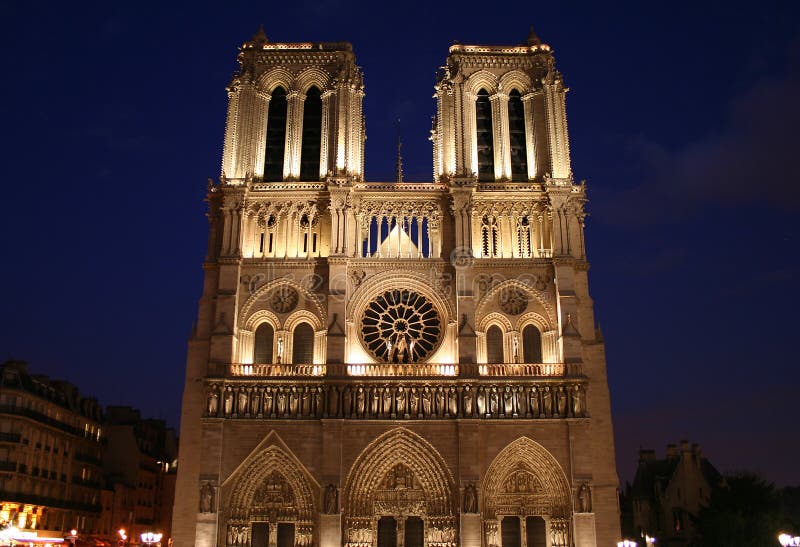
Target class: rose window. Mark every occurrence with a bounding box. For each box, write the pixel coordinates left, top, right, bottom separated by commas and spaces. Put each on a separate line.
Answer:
360, 289, 442, 363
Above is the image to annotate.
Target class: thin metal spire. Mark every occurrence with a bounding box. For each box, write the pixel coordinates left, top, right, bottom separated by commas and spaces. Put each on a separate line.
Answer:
395, 117, 404, 183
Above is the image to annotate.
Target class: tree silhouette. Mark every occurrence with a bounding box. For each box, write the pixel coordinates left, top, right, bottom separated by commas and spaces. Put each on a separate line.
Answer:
692, 472, 787, 547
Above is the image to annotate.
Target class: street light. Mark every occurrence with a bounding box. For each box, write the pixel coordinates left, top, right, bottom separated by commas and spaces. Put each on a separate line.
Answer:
141, 531, 163, 546
645, 535, 656, 545
779, 533, 800, 546
68, 529, 78, 546
618, 541, 638, 547
118, 528, 127, 547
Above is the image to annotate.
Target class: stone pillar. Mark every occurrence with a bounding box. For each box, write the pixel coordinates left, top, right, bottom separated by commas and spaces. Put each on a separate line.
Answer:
285, 91, 306, 180
464, 91, 478, 177
544, 73, 571, 181
490, 92, 510, 181
320, 90, 334, 179
522, 93, 537, 181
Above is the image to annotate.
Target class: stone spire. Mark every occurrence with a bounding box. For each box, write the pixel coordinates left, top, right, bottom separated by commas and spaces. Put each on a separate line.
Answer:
395, 118, 404, 183
526, 25, 542, 46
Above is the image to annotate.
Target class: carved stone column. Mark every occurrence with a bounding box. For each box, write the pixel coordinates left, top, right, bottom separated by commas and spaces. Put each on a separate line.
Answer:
285, 91, 306, 180
464, 90, 478, 177
543, 72, 571, 181
490, 92, 510, 181
521, 93, 537, 181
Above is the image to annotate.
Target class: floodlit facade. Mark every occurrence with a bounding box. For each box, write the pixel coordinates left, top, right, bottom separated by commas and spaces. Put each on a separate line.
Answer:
172, 27, 620, 547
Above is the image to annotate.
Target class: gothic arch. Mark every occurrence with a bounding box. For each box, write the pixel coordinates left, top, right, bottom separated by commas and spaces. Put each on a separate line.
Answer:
478, 312, 514, 333
343, 428, 456, 538
481, 436, 571, 519
476, 278, 556, 328
223, 432, 319, 544
244, 309, 281, 331
295, 67, 331, 92
347, 270, 456, 323
284, 309, 324, 332
239, 277, 327, 329
498, 70, 532, 94
515, 311, 550, 333
466, 70, 499, 95
256, 68, 295, 94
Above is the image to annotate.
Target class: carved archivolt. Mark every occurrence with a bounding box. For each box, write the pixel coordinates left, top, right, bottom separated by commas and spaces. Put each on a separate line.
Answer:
347, 271, 455, 324
226, 441, 317, 524
482, 437, 571, 519
476, 279, 555, 329
240, 277, 326, 329
343, 427, 456, 519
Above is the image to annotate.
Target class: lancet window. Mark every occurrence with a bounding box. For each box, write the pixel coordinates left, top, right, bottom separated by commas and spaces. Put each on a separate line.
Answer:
253, 323, 274, 364
486, 325, 504, 363
299, 86, 322, 181
481, 216, 500, 258
508, 89, 528, 181
299, 213, 320, 256
264, 87, 288, 181
516, 216, 532, 258
522, 325, 542, 364
476, 89, 495, 182
291, 322, 314, 364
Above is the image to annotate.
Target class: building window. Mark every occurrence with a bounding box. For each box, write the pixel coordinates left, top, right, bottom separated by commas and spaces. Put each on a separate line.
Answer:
517, 216, 532, 258
291, 323, 315, 364
486, 325, 504, 363
264, 86, 288, 181
254, 323, 274, 364
522, 325, 542, 363
508, 89, 528, 181
475, 89, 494, 181
300, 86, 322, 181
481, 216, 500, 257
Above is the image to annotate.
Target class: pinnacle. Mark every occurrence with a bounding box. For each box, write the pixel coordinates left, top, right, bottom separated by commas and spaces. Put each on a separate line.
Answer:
526, 25, 541, 46
252, 24, 268, 43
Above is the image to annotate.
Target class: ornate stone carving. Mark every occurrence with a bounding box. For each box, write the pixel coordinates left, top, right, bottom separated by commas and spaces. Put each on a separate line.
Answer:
324, 484, 338, 514
199, 482, 215, 513
499, 286, 529, 315
463, 483, 478, 513
270, 286, 299, 313
577, 482, 592, 513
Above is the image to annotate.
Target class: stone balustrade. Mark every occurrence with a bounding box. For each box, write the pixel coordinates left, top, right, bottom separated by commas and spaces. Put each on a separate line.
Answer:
228, 362, 580, 378
203, 377, 587, 421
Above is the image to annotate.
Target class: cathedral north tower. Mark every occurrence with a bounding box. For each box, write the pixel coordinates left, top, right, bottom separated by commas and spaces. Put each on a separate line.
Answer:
172, 27, 620, 547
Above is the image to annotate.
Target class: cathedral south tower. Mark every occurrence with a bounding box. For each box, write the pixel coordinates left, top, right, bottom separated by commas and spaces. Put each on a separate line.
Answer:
172, 27, 620, 547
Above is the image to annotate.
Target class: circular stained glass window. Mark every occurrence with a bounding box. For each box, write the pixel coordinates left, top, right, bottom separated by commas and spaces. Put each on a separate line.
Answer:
360, 289, 442, 363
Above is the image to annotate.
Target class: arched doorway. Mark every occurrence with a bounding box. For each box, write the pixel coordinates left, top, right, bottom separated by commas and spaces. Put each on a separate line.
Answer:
343, 428, 457, 547
482, 437, 572, 547
224, 441, 316, 547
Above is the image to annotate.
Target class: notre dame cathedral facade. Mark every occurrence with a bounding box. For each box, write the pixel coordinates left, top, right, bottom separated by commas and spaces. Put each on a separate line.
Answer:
172, 27, 620, 547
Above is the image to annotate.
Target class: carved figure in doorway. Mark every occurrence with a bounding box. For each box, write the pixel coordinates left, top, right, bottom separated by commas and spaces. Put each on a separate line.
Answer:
325, 483, 338, 513
199, 482, 214, 513
577, 483, 592, 512
463, 483, 477, 513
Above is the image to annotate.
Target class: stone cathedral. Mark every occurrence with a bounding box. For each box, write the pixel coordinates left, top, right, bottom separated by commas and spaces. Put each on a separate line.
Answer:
172, 27, 620, 547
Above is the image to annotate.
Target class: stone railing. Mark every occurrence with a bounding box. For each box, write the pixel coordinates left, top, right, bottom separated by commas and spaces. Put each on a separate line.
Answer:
203, 378, 586, 421
229, 363, 580, 378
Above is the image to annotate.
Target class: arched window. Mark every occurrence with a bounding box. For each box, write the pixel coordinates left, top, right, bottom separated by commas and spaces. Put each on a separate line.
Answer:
517, 216, 532, 258
486, 325, 504, 363
253, 323, 274, 363
264, 87, 287, 181
481, 216, 499, 257
522, 324, 542, 363
291, 322, 315, 364
508, 89, 528, 181
475, 89, 495, 182
299, 86, 322, 181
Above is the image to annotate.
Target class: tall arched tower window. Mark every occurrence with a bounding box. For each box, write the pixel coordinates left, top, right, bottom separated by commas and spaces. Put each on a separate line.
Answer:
254, 323, 274, 363
522, 324, 542, 363
517, 216, 532, 258
481, 216, 500, 257
508, 89, 528, 181
475, 89, 495, 182
292, 322, 315, 364
300, 86, 322, 181
264, 87, 288, 181
486, 325, 504, 363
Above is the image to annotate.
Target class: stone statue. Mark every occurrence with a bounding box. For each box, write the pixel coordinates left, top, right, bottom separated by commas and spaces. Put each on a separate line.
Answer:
328, 385, 339, 417
301, 386, 311, 416
356, 386, 366, 416
263, 387, 274, 415
422, 386, 432, 417
529, 387, 540, 417
556, 386, 567, 416
410, 387, 420, 416
512, 334, 520, 363
542, 386, 552, 417
572, 385, 583, 417
314, 386, 323, 416
238, 389, 248, 415
251, 389, 261, 416
382, 386, 392, 415
199, 482, 214, 513
435, 386, 445, 417
370, 386, 380, 417
516, 386, 527, 416
489, 387, 499, 415
207, 389, 218, 416
577, 483, 592, 512
223, 387, 233, 416
476, 386, 486, 416
396, 386, 407, 415
503, 386, 514, 415
277, 387, 287, 416
463, 386, 473, 417
463, 483, 477, 513
448, 386, 458, 417
324, 483, 338, 513
343, 386, 353, 417
289, 386, 300, 415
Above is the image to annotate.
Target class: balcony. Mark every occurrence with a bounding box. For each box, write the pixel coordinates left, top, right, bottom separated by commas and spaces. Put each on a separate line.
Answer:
205, 362, 587, 421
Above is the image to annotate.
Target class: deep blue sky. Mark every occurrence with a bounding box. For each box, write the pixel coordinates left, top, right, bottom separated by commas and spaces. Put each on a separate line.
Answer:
1, 1, 798, 486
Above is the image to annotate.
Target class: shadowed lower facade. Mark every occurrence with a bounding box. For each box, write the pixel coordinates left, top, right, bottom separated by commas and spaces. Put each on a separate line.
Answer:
172, 27, 620, 547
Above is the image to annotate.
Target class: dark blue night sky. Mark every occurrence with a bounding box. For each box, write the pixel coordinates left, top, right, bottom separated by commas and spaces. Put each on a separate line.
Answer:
1, 1, 798, 486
